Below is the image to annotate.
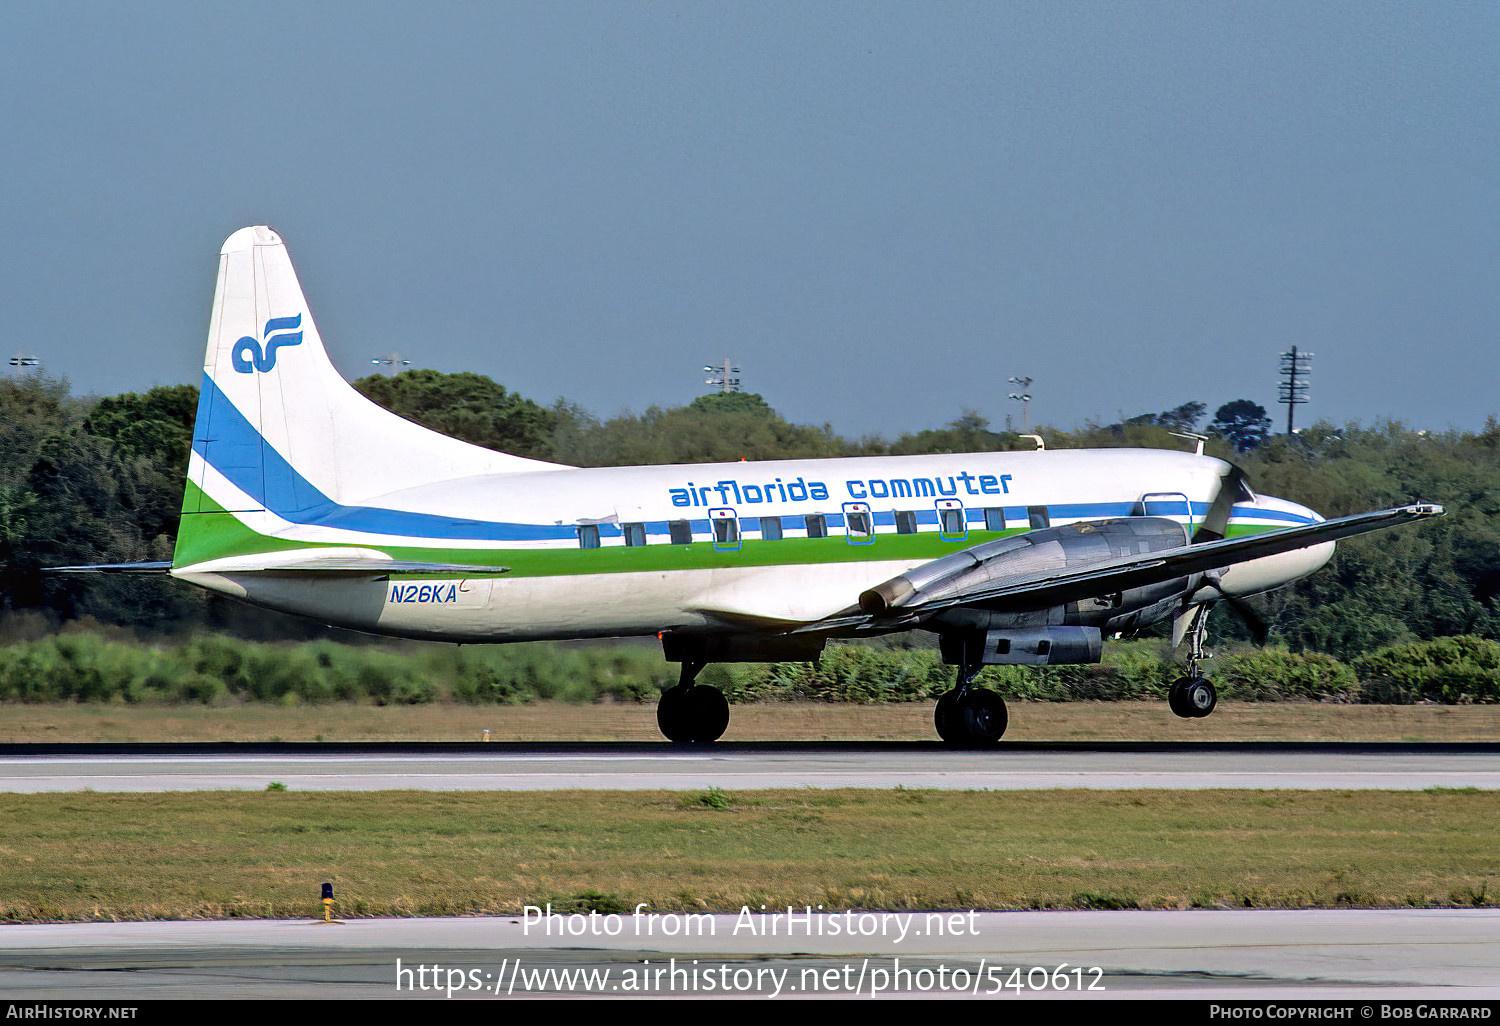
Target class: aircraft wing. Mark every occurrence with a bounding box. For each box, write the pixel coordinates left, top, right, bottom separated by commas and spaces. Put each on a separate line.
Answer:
796, 502, 1443, 632
914, 503, 1441, 613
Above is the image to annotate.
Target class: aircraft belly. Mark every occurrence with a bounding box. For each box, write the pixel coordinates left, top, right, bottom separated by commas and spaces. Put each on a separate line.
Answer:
474, 572, 703, 640
684, 560, 919, 622
179, 561, 922, 643
183, 573, 391, 630
470, 562, 919, 640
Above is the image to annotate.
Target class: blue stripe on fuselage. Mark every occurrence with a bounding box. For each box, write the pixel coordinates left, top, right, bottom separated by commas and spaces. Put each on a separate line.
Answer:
192, 375, 1315, 542
193, 375, 574, 541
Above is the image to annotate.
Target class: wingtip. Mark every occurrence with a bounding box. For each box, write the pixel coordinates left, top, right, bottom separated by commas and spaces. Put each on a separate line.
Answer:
220, 226, 281, 255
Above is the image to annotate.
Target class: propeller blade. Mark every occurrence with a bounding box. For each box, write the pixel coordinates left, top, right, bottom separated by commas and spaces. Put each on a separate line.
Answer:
1192, 463, 1249, 543
1223, 595, 1271, 645
1198, 572, 1271, 645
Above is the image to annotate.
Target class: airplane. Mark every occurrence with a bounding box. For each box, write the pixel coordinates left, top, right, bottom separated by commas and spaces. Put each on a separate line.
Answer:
56, 226, 1444, 745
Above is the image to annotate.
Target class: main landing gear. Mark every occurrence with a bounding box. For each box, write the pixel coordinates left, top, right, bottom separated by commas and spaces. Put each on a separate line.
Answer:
656, 659, 730, 743
934, 658, 1008, 747
1167, 676, 1217, 718
1168, 606, 1218, 719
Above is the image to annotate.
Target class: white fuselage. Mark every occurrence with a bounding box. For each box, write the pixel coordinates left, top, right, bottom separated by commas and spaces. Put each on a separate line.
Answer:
175, 447, 1329, 643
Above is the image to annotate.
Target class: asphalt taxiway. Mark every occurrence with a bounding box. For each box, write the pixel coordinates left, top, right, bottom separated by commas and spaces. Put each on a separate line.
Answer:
3, 910, 1497, 999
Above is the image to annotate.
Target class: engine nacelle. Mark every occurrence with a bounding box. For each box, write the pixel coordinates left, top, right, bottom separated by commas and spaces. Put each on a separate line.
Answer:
861, 517, 1192, 617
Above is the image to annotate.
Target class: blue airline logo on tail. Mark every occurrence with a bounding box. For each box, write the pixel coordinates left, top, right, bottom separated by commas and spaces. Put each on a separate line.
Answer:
232, 315, 303, 373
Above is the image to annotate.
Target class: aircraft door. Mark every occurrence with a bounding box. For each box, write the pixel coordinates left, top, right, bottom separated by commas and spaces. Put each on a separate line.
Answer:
1139, 491, 1195, 532
709, 508, 741, 551
936, 499, 967, 542
843, 502, 874, 545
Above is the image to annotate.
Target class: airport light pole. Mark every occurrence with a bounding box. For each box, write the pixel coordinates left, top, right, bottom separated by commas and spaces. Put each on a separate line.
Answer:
8, 354, 38, 375
1007, 376, 1033, 432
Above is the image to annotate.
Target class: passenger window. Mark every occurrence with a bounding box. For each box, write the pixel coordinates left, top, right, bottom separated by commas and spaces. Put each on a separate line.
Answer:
577, 525, 601, 549
760, 516, 783, 541
805, 514, 828, 539
668, 520, 693, 545
983, 507, 1005, 532
1028, 506, 1050, 530
623, 523, 646, 547
895, 511, 918, 535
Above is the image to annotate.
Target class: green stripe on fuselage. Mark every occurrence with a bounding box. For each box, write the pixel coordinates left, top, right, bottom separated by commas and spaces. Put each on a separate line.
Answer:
174, 483, 1287, 579
173, 482, 302, 568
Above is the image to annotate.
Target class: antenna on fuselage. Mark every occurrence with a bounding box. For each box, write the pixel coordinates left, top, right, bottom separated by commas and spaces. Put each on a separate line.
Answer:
1170, 431, 1208, 456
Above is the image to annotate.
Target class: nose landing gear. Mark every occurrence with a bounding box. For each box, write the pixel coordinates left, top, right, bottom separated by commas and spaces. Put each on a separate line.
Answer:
1169, 605, 1218, 719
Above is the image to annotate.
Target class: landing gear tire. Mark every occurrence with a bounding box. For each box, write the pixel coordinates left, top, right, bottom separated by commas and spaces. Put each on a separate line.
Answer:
656, 684, 730, 743
1168, 676, 1217, 719
935, 688, 1008, 747
934, 690, 960, 744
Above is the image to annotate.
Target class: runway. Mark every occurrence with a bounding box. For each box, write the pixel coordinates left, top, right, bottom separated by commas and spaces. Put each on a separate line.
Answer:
0, 742, 1497, 792
3, 910, 1498, 998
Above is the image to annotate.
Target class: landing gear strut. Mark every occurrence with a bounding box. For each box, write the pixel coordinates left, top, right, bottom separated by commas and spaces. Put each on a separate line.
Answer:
934, 647, 1008, 747
656, 659, 730, 743
1168, 606, 1218, 719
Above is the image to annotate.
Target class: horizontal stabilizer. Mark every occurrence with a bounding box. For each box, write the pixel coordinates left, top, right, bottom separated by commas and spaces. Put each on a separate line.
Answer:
45, 561, 174, 575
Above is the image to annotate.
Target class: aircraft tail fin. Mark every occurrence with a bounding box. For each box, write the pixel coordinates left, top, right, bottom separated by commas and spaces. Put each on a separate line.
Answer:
177, 226, 560, 568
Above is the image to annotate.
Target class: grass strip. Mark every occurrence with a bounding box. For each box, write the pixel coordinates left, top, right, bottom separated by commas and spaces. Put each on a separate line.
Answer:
3, 701, 1499, 743
5, 789, 1498, 922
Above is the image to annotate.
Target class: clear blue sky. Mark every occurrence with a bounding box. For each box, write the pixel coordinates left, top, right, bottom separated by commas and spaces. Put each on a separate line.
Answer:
2, 1, 1495, 439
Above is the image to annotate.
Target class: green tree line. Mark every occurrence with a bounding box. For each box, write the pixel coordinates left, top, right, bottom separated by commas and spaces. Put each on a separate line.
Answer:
2, 634, 1497, 706
2, 371, 1498, 663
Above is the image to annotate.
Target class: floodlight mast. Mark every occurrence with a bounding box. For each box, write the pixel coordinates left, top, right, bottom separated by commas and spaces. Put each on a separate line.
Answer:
1007, 376, 1033, 431
703, 357, 741, 393
371, 352, 411, 375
